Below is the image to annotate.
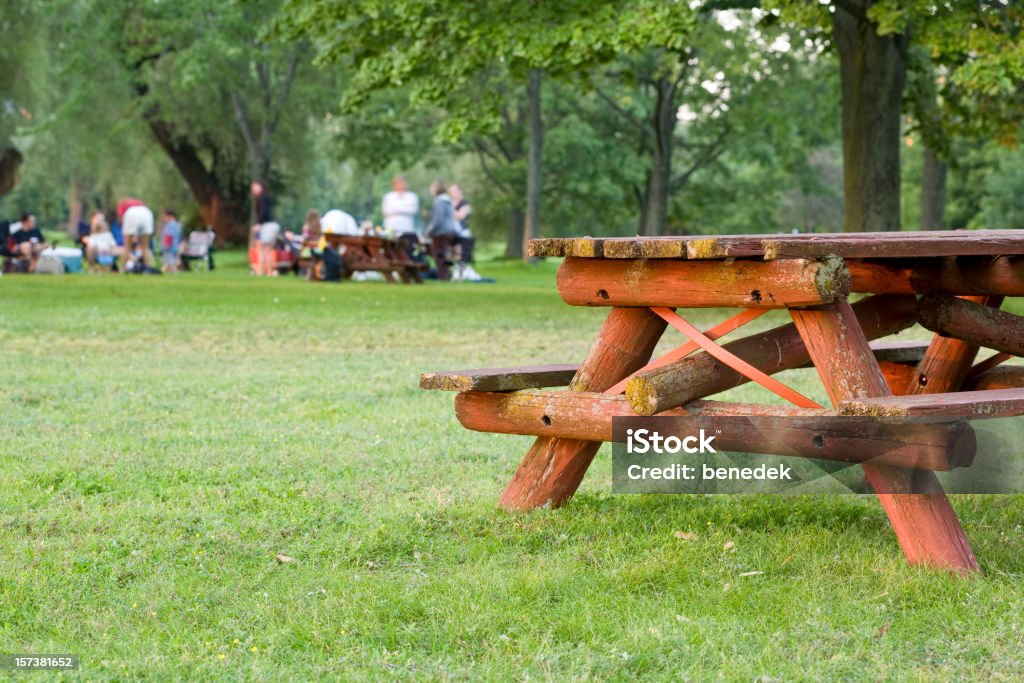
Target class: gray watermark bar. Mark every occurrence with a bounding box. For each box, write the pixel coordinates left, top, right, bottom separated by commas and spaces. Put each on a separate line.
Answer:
0, 654, 79, 670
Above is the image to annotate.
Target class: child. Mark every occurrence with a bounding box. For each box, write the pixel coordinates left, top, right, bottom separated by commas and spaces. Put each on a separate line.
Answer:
161, 209, 182, 273
85, 212, 121, 272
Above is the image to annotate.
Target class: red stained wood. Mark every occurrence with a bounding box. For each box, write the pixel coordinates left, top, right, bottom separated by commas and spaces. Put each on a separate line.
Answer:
555, 256, 849, 308
839, 388, 1024, 419
848, 257, 1024, 296
527, 230, 1024, 260
917, 294, 1024, 357
626, 294, 917, 416
456, 390, 973, 471
420, 364, 579, 392
790, 301, 979, 573
498, 307, 667, 510
909, 296, 1003, 395
965, 365, 1024, 391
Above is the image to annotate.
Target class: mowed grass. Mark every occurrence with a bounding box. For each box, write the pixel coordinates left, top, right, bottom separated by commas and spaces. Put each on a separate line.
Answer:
2, 252, 1024, 681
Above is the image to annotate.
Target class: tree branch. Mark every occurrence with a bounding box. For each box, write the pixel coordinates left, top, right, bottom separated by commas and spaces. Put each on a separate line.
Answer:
594, 86, 654, 137
670, 124, 731, 190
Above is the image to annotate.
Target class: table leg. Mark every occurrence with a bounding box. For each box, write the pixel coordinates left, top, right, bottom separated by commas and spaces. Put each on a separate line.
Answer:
499, 307, 667, 510
909, 296, 1003, 394
791, 301, 978, 573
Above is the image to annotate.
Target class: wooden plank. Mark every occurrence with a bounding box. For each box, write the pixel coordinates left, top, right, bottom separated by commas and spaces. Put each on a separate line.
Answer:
421, 340, 927, 393
498, 307, 667, 510
764, 231, 1024, 261
419, 364, 580, 392
528, 238, 571, 258
626, 294, 918, 416
839, 388, 1024, 419
456, 390, 973, 471
791, 301, 978, 573
848, 256, 1024, 296
555, 256, 850, 308
529, 230, 1024, 261
917, 294, 1024, 357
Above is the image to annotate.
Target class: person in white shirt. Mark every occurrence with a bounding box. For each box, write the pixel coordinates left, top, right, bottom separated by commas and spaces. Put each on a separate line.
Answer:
85, 211, 123, 272
381, 175, 419, 238
321, 209, 360, 236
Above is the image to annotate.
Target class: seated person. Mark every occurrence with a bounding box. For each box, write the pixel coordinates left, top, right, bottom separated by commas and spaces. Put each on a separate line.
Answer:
12, 212, 47, 272
321, 209, 360, 236
85, 212, 122, 271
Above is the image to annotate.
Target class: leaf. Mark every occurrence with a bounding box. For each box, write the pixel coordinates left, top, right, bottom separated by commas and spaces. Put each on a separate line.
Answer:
723, 540, 735, 551
673, 530, 699, 541
738, 571, 764, 577
876, 623, 891, 638
275, 553, 294, 564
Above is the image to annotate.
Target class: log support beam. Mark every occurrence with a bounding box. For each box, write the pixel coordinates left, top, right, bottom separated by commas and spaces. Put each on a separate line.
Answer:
498, 307, 667, 510
790, 301, 978, 573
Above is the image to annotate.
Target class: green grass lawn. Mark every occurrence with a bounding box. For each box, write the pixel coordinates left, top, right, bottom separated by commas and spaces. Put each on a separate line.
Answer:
3, 253, 1024, 681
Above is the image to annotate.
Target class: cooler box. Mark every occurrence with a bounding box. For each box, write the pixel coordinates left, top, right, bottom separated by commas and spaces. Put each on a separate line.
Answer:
54, 246, 83, 273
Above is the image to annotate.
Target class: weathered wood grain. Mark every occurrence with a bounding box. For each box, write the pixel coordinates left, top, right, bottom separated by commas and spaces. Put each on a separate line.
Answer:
917, 294, 1024, 357
420, 364, 580, 392
528, 230, 1024, 261
791, 301, 979, 573
498, 307, 667, 511
848, 256, 1024, 296
456, 390, 973, 471
555, 256, 850, 308
839, 388, 1024, 419
626, 294, 918, 416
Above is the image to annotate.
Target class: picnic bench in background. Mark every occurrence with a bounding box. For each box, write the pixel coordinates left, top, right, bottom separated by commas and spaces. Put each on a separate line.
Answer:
320, 234, 426, 283
422, 230, 1024, 573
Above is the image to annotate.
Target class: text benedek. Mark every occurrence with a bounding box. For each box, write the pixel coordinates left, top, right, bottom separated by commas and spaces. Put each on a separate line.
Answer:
624, 428, 793, 482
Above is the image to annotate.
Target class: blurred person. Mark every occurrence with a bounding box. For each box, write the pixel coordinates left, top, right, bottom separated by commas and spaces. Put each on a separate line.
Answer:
382, 175, 419, 255
117, 198, 156, 273
11, 212, 47, 272
425, 180, 457, 281
251, 180, 279, 276
160, 209, 182, 273
322, 209, 360, 235
301, 208, 322, 244
448, 184, 480, 281
85, 211, 121, 272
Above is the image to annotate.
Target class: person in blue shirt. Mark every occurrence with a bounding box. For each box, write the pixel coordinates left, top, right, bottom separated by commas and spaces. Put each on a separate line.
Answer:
160, 209, 182, 273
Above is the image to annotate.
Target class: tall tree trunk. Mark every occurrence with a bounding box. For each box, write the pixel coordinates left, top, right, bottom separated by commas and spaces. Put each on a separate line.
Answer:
146, 117, 250, 243
921, 146, 947, 230
642, 76, 677, 237
0, 146, 22, 197
505, 207, 525, 259
523, 69, 544, 261
832, 1, 909, 232
67, 177, 84, 239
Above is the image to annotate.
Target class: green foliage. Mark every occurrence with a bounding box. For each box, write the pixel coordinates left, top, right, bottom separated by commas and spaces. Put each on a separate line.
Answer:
278, 0, 697, 140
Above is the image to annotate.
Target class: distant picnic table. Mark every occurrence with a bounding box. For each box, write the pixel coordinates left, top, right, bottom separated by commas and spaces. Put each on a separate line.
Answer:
318, 234, 426, 283
422, 230, 1024, 574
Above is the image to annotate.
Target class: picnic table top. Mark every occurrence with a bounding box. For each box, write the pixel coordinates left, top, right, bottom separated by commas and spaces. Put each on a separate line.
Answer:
528, 229, 1024, 261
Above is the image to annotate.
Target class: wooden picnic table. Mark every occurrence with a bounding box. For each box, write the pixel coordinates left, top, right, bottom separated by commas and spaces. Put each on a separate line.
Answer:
422, 230, 1024, 573
319, 233, 426, 283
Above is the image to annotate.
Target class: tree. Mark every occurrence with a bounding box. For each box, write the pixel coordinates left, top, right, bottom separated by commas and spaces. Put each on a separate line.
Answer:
767, 0, 1024, 232
50, 0, 333, 242
0, 0, 45, 198
278, 0, 696, 254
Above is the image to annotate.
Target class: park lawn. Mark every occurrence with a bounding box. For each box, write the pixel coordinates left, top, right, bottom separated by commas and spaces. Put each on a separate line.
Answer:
2, 253, 1024, 681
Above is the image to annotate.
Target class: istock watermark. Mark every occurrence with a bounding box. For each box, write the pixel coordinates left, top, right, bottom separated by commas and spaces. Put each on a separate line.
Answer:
611, 415, 1024, 495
